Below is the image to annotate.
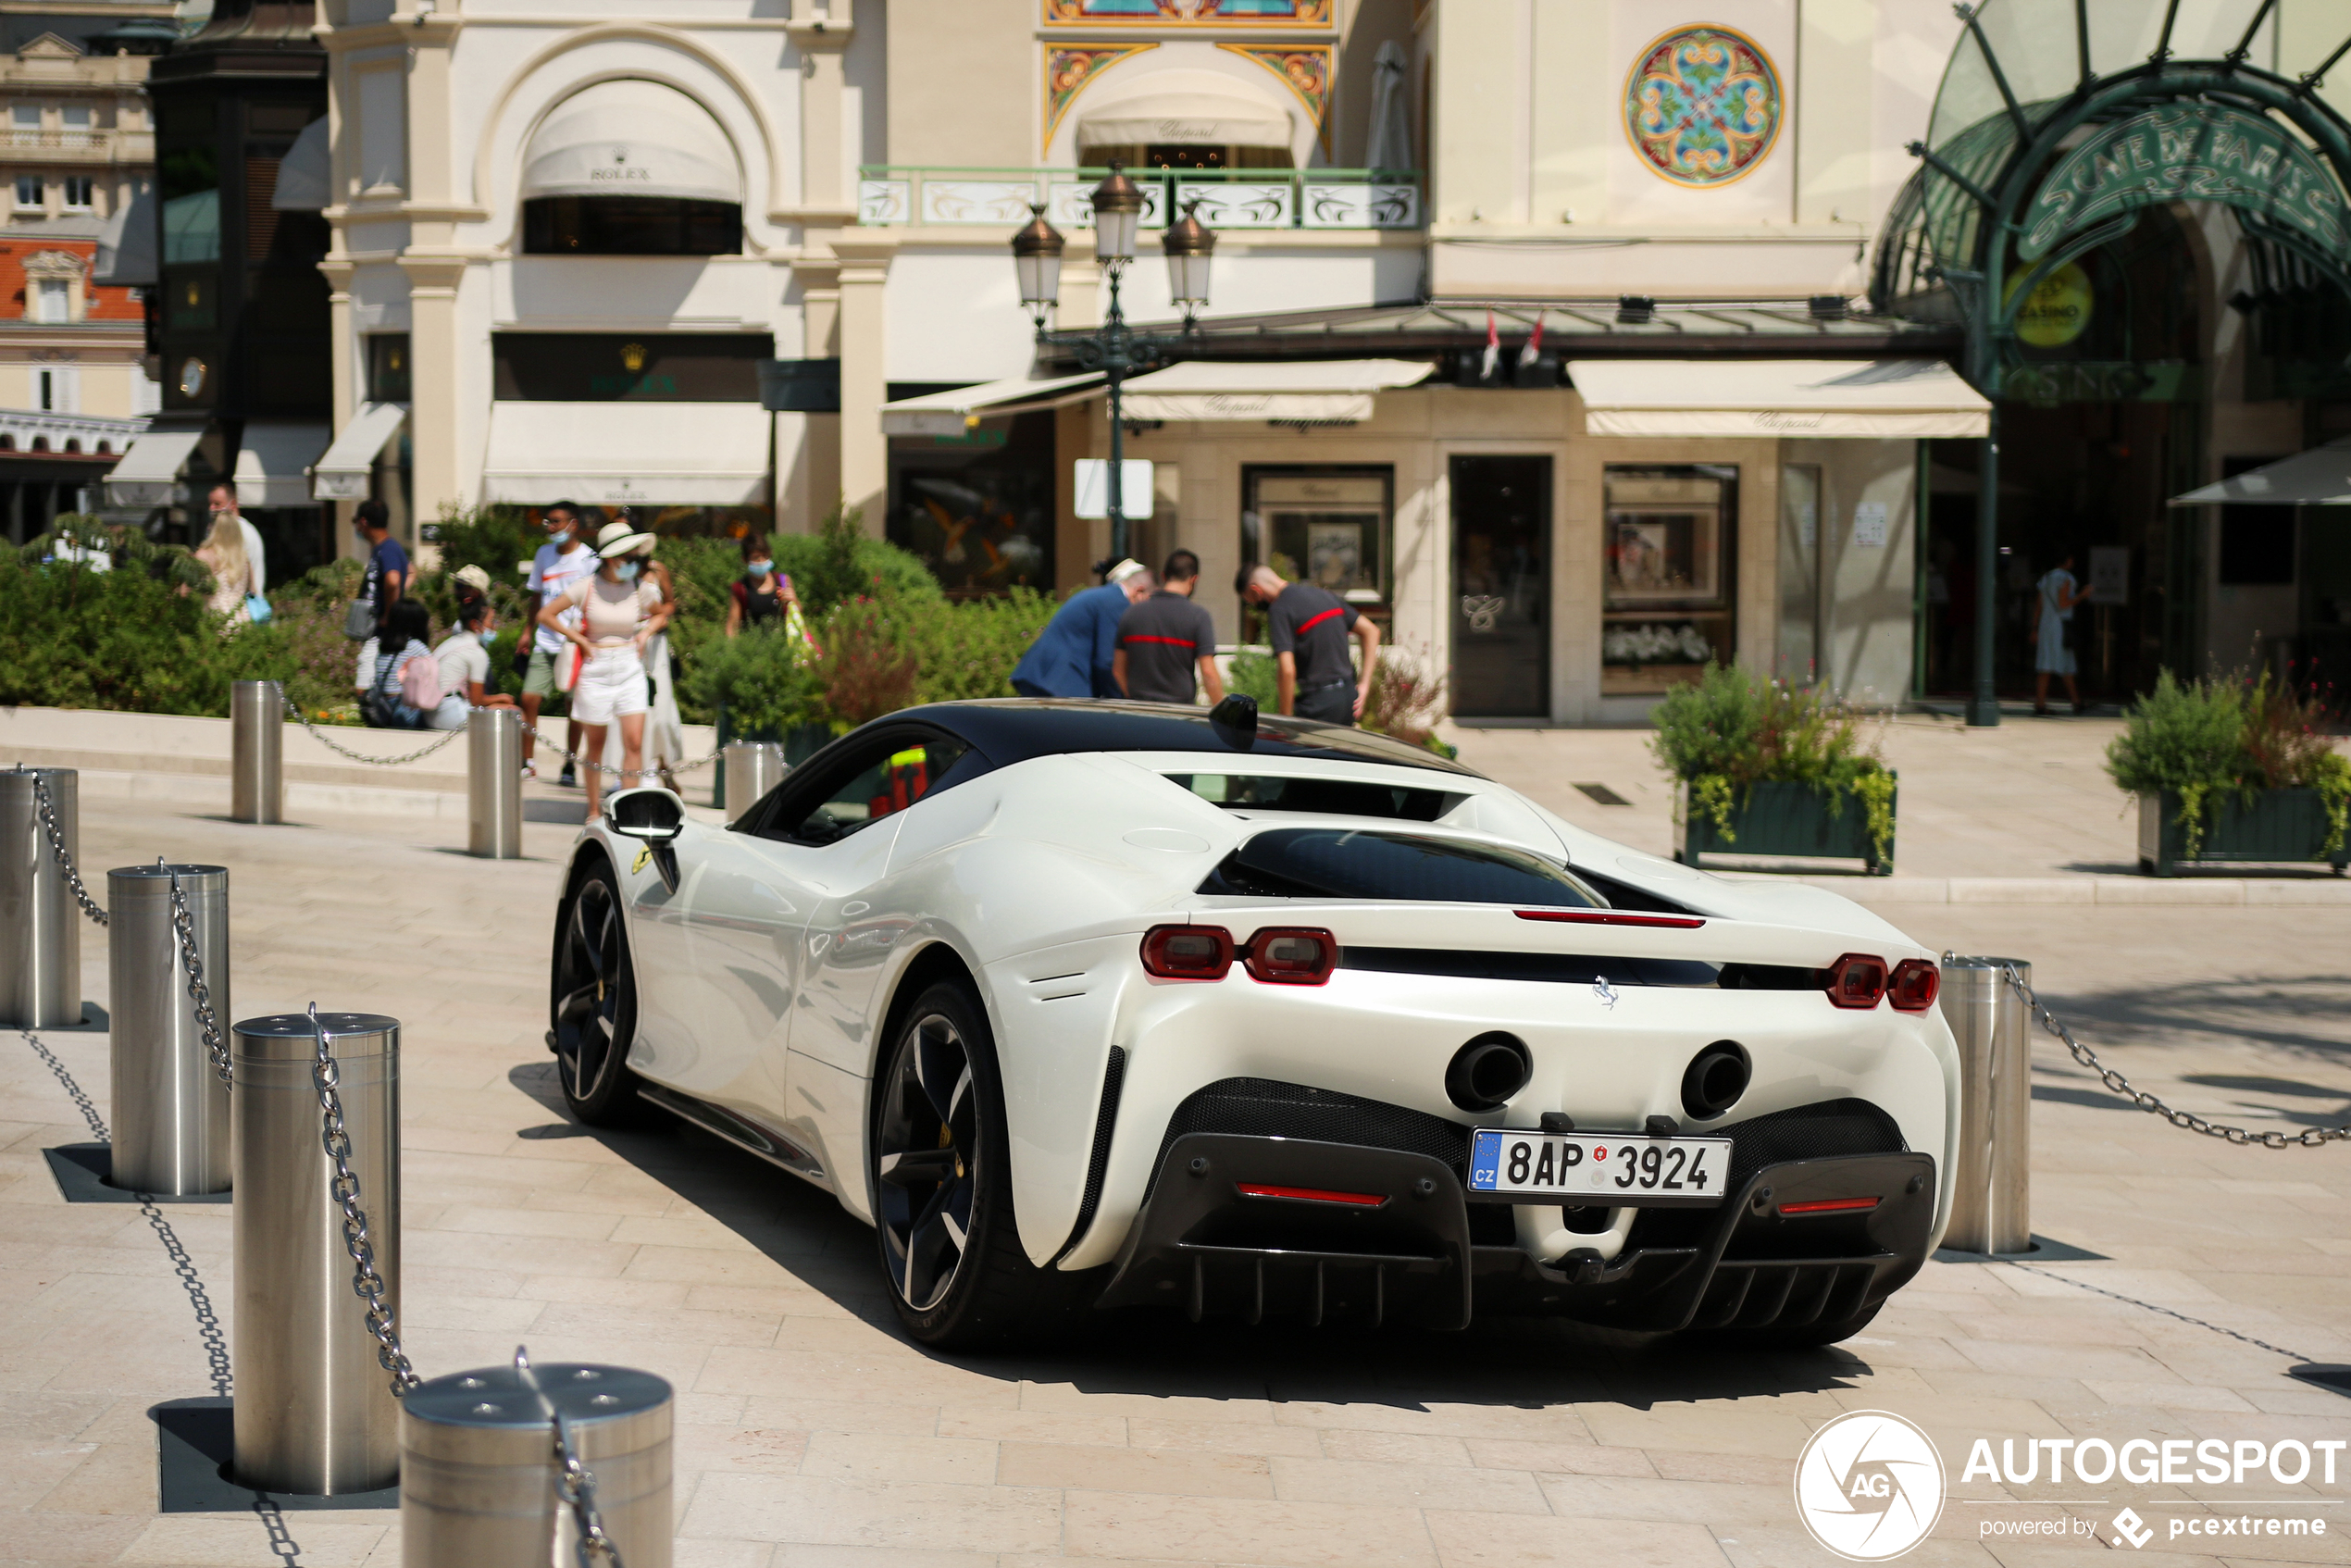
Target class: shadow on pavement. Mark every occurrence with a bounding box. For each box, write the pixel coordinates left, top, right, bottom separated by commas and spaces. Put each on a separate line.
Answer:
504, 1063, 1886, 1415
2036, 973, 2351, 1065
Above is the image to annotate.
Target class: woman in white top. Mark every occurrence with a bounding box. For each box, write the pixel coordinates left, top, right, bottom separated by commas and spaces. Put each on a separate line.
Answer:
2032, 553, 2091, 716
425, 595, 521, 730
537, 525, 670, 816
193, 510, 255, 628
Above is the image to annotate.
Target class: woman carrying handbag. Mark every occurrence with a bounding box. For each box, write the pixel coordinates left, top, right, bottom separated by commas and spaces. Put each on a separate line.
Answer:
537, 522, 671, 818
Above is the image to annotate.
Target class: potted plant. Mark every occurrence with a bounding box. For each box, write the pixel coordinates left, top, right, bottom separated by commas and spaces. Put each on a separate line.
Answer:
2105, 672, 2351, 876
1651, 664, 1897, 875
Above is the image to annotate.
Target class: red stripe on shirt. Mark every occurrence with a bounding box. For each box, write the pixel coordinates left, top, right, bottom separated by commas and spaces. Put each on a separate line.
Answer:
1121, 635, 1200, 647
1296, 606, 1345, 634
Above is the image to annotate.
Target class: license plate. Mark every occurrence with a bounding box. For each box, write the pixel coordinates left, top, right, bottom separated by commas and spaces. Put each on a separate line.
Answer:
1467, 1128, 1731, 1207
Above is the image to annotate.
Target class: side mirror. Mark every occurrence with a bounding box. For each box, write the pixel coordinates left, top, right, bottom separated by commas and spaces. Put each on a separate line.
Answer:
1209, 692, 1258, 751
604, 787, 684, 843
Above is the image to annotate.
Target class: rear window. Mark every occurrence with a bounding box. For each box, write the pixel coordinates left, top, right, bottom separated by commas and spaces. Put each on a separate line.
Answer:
1200, 828, 1604, 908
1166, 773, 1459, 822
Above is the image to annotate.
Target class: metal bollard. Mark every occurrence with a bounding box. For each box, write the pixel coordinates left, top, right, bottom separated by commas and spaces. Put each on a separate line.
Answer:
0, 766, 82, 1027
721, 740, 785, 826
468, 708, 524, 859
230, 679, 285, 824
106, 865, 230, 1195
402, 1358, 673, 1567
232, 1012, 402, 1494
1939, 956, 2033, 1255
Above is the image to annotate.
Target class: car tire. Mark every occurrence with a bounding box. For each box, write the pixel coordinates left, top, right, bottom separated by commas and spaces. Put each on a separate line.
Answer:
1708, 1299, 1884, 1350
550, 858, 643, 1127
871, 981, 1075, 1349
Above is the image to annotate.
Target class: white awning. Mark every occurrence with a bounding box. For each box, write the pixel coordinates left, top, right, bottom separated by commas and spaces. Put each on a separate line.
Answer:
879, 372, 1105, 437
103, 423, 204, 509
522, 79, 741, 205
311, 403, 408, 501
1567, 358, 1991, 439
234, 421, 330, 509
1078, 90, 1294, 149
93, 182, 155, 285
481, 402, 771, 506
2171, 440, 2351, 505
272, 117, 330, 211
1116, 358, 1436, 423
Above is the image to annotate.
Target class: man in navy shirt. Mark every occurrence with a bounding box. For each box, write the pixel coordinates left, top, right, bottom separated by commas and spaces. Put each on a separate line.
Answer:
356, 499, 407, 637
1010, 560, 1152, 698
1237, 564, 1380, 724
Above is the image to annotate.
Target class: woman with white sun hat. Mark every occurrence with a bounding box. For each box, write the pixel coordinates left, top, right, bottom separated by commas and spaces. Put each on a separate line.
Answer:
537, 517, 671, 816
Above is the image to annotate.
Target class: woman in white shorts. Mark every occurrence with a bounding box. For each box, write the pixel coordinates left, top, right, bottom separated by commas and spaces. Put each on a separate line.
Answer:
537, 525, 670, 816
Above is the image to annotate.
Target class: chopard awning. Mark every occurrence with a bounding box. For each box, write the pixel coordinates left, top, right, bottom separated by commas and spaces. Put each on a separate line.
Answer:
1115, 358, 1435, 422
1566, 358, 1990, 439
879, 373, 1106, 437
310, 403, 408, 502
2170, 440, 2351, 505
481, 402, 771, 506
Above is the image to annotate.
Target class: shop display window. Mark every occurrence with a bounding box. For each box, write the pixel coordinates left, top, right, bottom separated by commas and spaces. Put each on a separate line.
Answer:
889, 412, 1056, 597
1239, 467, 1392, 639
1602, 465, 1737, 696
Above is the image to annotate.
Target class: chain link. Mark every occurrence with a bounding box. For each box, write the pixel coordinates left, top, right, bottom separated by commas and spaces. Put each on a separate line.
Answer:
306, 1003, 418, 1396
276, 688, 464, 765
515, 1347, 628, 1567
1979, 959, 2351, 1150
526, 724, 721, 782
165, 861, 233, 1089
21, 766, 106, 925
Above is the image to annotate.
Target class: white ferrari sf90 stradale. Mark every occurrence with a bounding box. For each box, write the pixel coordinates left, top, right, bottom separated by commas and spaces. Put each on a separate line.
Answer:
553, 699, 1958, 1349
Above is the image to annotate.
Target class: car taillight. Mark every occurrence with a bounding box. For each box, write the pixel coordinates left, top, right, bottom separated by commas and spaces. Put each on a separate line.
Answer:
1822, 952, 1887, 1009
1241, 927, 1336, 985
1888, 958, 1940, 1012
1140, 925, 1234, 980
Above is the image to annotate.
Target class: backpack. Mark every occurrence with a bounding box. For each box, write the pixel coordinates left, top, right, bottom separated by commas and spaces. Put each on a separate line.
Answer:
398, 650, 442, 710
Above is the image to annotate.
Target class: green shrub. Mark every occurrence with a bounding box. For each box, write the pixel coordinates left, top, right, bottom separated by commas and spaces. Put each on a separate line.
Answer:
1227, 650, 1278, 707
776, 499, 941, 615
1649, 663, 1896, 862
682, 623, 824, 739
425, 503, 541, 593
2105, 672, 2351, 856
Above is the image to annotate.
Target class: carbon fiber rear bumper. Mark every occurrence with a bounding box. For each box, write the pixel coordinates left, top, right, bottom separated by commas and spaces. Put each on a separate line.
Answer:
1092, 1131, 1935, 1333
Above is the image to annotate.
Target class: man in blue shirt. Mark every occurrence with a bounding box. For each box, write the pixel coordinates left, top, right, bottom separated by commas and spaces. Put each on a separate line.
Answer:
1010, 560, 1152, 698
356, 499, 407, 634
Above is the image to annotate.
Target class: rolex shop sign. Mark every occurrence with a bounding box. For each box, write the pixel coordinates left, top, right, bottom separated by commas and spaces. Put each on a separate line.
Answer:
2021, 103, 2349, 268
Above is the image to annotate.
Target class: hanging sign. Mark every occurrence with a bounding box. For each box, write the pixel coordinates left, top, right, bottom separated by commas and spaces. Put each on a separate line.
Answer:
2021, 103, 2349, 266
2005, 261, 2094, 347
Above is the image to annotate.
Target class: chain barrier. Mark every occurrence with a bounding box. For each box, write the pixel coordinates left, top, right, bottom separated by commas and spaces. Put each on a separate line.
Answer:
306, 1003, 418, 1396
20, 766, 106, 926
526, 725, 721, 783
1977, 960, 2351, 1150
516, 1349, 628, 1568
165, 860, 233, 1089
276, 691, 465, 766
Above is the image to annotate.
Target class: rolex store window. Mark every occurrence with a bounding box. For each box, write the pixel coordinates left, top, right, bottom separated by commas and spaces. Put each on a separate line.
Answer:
522, 196, 741, 256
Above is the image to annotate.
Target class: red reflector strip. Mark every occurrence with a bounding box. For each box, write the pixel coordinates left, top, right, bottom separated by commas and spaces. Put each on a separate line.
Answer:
1780, 1197, 1881, 1215
1515, 909, 1706, 929
1295, 606, 1345, 634
1236, 1183, 1387, 1208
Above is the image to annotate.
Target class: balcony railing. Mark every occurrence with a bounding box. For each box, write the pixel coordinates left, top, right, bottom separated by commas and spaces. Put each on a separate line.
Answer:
0, 129, 106, 152
855, 165, 1423, 232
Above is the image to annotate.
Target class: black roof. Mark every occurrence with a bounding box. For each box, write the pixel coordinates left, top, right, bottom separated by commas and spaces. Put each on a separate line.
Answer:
902, 699, 1482, 778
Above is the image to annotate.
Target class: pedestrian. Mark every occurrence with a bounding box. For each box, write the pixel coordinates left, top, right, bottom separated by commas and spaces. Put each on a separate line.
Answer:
522, 501, 600, 783
537, 518, 670, 819
1010, 559, 1151, 699
1114, 548, 1225, 705
425, 571, 520, 730
207, 482, 266, 593
725, 534, 801, 636
360, 598, 434, 728
192, 506, 254, 629
2032, 552, 2092, 715
614, 520, 687, 791
355, 499, 405, 628
1235, 563, 1381, 724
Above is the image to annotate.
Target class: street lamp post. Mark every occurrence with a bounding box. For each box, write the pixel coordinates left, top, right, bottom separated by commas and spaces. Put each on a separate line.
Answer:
1011, 162, 1215, 566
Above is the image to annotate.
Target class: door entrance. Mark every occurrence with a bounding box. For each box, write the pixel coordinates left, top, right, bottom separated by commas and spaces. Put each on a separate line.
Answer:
1449, 455, 1549, 718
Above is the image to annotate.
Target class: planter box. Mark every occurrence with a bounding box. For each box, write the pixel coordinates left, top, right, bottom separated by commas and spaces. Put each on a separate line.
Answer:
2137, 789, 2349, 877
1676, 777, 1896, 876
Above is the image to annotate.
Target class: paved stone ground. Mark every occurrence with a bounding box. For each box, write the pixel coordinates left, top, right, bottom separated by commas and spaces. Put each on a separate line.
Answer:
2, 764, 2348, 1566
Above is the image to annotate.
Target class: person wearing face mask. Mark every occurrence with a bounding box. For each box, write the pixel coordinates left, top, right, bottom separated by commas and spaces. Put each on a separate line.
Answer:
724, 534, 802, 636
537, 523, 669, 817
522, 501, 600, 782
426, 571, 522, 730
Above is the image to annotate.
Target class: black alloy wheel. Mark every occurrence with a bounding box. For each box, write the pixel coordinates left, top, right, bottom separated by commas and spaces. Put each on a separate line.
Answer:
551, 865, 641, 1124
876, 1005, 981, 1313
869, 981, 1076, 1347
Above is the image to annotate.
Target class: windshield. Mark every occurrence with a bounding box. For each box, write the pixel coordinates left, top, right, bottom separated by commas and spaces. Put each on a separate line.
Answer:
1200, 828, 1605, 908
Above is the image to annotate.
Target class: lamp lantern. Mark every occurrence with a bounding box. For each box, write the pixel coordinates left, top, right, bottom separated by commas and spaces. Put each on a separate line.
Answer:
1010, 205, 1065, 321
1161, 198, 1216, 318
1088, 160, 1145, 263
